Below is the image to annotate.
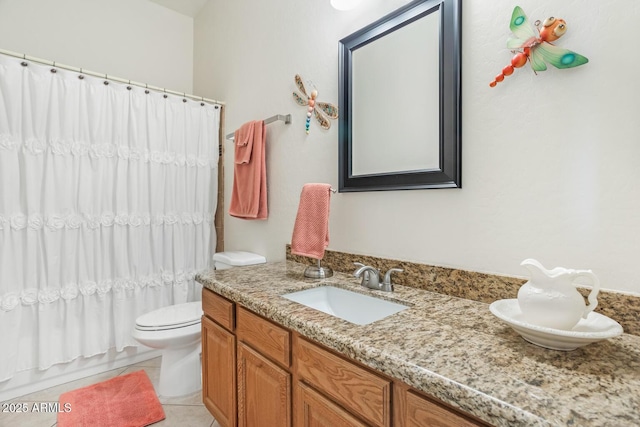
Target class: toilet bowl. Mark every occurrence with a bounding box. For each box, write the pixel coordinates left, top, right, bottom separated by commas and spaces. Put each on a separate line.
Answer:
133, 251, 266, 397
132, 302, 203, 397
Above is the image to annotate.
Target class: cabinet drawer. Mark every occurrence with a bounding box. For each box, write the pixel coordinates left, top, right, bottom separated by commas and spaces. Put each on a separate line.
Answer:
405, 390, 485, 427
294, 336, 391, 427
202, 288, 235, 331
237, 307, 291, 367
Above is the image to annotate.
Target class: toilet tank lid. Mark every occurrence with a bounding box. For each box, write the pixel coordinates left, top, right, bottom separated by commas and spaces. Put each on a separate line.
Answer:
136, 301, 203, 328
213, 251, 266, 266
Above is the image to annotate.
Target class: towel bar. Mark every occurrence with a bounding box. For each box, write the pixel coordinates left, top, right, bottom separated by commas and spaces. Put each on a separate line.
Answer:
226, 114, 292, 141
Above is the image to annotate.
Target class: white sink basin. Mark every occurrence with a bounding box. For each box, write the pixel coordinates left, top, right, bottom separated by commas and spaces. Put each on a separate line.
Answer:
281, 286, 409, 325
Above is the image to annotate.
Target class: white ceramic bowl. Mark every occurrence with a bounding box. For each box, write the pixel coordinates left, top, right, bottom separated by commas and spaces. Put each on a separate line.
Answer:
489, 299, 623, 351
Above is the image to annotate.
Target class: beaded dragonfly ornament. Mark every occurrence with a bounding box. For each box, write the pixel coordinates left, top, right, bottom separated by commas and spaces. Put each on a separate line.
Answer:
292, 74, 338, 134
490, 6, 588, 87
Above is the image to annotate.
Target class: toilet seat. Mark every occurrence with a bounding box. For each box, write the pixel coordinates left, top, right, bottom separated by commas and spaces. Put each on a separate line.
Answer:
135, 301, 203, 331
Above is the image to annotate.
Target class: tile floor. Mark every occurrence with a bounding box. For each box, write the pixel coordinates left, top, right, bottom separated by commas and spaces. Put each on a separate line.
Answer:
0, 357, 220, 427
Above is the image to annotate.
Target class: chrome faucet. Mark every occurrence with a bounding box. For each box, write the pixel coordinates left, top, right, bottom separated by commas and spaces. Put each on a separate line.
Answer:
353, 263, 404, 292
354, 263, 380, 290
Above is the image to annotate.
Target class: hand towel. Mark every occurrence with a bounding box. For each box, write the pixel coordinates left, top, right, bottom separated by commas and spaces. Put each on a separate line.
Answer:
234, 120, 256, 165
291, 183, 332, 260
229, 120, 268, 219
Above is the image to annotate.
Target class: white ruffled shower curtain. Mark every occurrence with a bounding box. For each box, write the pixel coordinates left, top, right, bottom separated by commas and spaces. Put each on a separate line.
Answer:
0, 54, 219, 382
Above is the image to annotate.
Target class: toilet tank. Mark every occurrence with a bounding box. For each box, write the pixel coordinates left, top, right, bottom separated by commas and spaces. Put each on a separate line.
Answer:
213, 251, 266, 270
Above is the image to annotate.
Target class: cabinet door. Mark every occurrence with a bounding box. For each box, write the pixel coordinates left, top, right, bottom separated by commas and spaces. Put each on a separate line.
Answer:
202, 316, 237, 427
294, 382, 368, 427
238, 342, 292, 427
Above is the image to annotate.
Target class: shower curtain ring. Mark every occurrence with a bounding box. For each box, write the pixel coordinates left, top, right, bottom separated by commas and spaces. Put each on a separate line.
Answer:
78, 68, 84, 80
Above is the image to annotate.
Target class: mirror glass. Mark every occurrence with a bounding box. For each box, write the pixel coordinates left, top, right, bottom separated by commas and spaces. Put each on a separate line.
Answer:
339, 0, 461, 191
352, 9, 440, 175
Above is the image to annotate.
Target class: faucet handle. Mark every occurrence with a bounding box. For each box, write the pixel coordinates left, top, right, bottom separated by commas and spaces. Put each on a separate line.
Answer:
381, 268, 404, 292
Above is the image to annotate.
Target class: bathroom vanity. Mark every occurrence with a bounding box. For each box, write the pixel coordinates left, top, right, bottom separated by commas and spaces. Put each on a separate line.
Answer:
197, 261, 640, 427
201, 289, 483, 427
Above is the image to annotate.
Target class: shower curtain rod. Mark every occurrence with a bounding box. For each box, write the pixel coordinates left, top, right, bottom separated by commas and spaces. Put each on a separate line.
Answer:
0, 48, 225, 107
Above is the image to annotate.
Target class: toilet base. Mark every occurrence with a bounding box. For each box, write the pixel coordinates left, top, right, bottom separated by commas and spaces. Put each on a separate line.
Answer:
158, 341, 202, 397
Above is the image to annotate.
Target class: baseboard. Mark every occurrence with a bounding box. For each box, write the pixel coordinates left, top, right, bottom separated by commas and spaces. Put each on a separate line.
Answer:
0, 347, 161, 402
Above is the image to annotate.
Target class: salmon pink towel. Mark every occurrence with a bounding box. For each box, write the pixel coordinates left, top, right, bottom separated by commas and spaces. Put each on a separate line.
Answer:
291, 183, 333, 259
229, 120, 268, 219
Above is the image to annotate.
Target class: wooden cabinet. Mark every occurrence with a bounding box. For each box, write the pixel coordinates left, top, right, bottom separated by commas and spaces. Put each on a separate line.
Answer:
201, 288, 490, 427
294, 382, 368, 427
237, 342, 291, 427
394, 383, 488, 427
202, 289, 292, 427
294, 335, 391, 427
236, 306, 292, 427
202, 287, 235, 330
237, 306, 291, 368
202, 315, 237, 427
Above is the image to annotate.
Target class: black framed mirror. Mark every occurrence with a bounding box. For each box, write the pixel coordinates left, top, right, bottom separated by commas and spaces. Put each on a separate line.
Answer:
338, 0, 461, 192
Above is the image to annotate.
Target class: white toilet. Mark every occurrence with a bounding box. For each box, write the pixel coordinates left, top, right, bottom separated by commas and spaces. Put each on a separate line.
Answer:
132, 302, 203, 397
132, 251, 266, 397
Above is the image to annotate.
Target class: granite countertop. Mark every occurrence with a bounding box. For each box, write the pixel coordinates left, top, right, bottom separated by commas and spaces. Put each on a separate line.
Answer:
196, 261, 640, 427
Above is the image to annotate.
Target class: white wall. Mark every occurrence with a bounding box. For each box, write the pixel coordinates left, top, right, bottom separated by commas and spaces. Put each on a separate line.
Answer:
195, 0, 639, 295
2, 0, 637, 294
0, 0, 194, 93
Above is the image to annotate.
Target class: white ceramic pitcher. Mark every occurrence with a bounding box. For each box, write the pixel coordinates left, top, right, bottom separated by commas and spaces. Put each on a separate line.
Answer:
517, 259, 600, 330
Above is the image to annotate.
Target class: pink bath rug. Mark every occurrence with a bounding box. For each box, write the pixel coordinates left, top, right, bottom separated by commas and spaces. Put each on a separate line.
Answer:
57, 370, 165, 427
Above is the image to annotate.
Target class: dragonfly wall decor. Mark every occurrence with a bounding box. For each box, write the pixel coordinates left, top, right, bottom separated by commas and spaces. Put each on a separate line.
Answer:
490, 6, 588, 88
292, 74, 338, 134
